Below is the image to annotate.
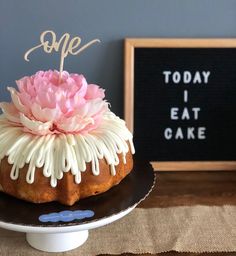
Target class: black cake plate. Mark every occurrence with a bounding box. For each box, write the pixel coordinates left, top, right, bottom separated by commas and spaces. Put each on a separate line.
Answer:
0, 159, 155, 252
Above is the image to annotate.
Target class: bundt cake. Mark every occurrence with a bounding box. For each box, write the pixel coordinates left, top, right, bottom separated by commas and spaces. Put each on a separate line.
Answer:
0, 70, 134, 205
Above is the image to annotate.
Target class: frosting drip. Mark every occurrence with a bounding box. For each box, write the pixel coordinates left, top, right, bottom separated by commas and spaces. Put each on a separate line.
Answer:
0, 112, 135, 187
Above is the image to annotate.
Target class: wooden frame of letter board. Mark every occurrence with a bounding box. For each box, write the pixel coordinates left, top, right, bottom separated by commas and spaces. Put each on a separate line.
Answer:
124, 38, 236, 171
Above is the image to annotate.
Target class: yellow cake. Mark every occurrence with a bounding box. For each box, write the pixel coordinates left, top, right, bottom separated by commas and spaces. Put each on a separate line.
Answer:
0, 70, 135, 205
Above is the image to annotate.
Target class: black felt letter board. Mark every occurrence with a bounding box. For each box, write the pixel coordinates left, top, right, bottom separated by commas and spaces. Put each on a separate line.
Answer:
134, 48, 236, 162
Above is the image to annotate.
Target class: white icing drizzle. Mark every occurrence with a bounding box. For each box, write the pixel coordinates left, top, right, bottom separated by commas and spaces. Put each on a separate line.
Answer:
0, 111, 135, 187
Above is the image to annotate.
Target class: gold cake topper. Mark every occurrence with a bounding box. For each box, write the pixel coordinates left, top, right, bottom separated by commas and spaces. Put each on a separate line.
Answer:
24, 30, 100, 79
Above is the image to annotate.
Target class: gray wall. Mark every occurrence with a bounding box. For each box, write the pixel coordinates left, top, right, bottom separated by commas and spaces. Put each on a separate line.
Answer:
1, 0, 236, 116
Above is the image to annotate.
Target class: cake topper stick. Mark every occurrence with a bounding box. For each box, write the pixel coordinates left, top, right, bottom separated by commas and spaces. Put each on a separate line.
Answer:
24, 30, 100, 80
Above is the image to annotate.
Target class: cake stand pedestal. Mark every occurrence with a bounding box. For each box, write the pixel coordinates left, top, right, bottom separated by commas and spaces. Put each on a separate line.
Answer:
0, 160, 155, 252
17, 205, 134, 252
26, 230, 89, 252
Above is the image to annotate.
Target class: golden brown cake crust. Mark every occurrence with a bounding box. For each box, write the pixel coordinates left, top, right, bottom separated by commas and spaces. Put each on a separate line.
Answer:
0, 151, 133, 206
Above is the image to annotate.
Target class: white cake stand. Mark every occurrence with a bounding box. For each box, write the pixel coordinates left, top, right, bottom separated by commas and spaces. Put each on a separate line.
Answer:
0, 205, 136, 252
0, 160, 155, 252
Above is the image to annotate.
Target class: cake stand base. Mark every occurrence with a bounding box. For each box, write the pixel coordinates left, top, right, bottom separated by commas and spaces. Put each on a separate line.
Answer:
0, 161, 155, 253
26, 230, 89, 252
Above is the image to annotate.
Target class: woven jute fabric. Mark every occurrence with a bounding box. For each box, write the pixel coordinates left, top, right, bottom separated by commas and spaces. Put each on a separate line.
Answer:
1, 206, 236, 255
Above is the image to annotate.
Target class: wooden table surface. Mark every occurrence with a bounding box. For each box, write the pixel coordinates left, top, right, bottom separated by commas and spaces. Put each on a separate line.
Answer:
100, 171, 236, 256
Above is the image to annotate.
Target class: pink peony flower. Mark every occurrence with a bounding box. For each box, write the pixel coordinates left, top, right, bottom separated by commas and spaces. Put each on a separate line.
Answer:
0, 70, 108, 135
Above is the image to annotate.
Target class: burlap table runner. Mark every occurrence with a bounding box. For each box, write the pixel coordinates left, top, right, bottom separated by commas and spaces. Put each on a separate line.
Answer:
1, 205, 236, 255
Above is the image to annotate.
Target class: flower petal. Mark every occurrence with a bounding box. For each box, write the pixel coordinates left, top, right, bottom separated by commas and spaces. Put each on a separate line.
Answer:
85, 84, 105, 100
20, 113, 52, 135
76, 99, 108, 117
7, 87, 29, 115
0, 102, 20, 123
31, 103, 62, 122
57, 115, 94, 133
